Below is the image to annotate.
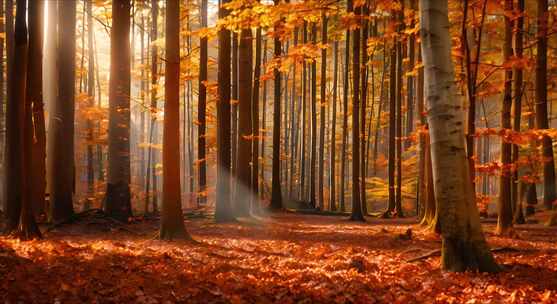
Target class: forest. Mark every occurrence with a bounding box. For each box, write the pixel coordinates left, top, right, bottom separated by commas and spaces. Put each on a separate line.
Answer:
1, 0, 557, 302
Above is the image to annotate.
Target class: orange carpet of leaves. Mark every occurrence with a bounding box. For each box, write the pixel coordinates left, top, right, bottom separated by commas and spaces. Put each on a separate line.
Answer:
1, 213, 556, 303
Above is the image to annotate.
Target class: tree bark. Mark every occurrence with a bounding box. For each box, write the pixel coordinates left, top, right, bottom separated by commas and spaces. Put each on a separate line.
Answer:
330, 41, 339, 211
160, 0, 189, 240
420, 0, 499, 272
215, 0, 234, 222
513, 0, 525, 224
349, 4, 364, 222
198, 0, 208, 206
270, 0, 283, 210
49, 0, 76, 222
236, 28, 253, 217
496, 0, 514, 234
318, 14, 327, 210
105, 0, 132, 222
252, 27, 262, 208
339, 0, 351, 213
535, 0, 556, 211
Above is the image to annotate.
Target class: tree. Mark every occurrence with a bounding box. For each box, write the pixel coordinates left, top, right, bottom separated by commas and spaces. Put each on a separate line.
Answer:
384, 16, 396, 218
198, 0, 208, 206
0, 0, 5, 173
419, 0, 499, 272
252, 26, 262, 208
394, 5, 404, 217
236, 28, 253, 217
270, 0, 283, 210
513, 0, 525, 224
48, 0, 76, 222
309, 22, 317, 208
330, 40, 339, 211
27, 0, 45, 216
349, 3, 364, 222
86, 0, 95, 199
535, 0, 556, 212
105, 0, 132, 222
496, 0, 513, 235
339, 10, 350, 213
318, 12, 327, 210
160, 0, 189, 240
215, 0, 234, 222
4, 0, 41, 239
145, 0, 159, 214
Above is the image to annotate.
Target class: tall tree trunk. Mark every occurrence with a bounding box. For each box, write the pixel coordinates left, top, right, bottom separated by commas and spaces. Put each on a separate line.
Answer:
299, 22, 307, 202
360, 3, 369, 215
309, 22, 317, 208
231, 33, 238, 183
330, 41, 339, 211
86, 0, 95, 202
146, 0, 159, 214
339, 2, 350, 213
17, 0, 40, 239
0, 0, 5, 177
513, 0, 525, 224
49, 0, 76, 222
252, 27, 262, 208
105, 0, 132, 221
215, 0, 234, 222
350, 3, 364, 222
416, 45, 425, 217
420, 0, 499, 272
198, 0, 208, 206
160, 0, 189, 239
497, 0, 514, 235
288, 28, 298, 199
405, 0, 416, 149
261, 39, 268, 201
536, 0, 556, 211
237, 28, 253, 217
385, 25, 396, 217
395, 6, 404, 217
270, 0, 283, 210
318, 14, 327, 210
27, 0, 45, 217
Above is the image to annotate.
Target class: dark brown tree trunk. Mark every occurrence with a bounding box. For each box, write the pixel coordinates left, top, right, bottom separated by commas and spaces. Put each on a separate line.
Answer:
160, 0, 189, 240
330, 40, 339, 211
496, 0, 514, 235
405, 0, 416, 150
350, 3, 364, 222
252, 26, 262, 208
339, 2, 350, 213
299, 22, 307, 202
513, 0, 525, 224
231, 32, 238, 183
360, 3, 369, 215
536, 0, 556, 211
215, 0, 234, 222
27, 0, 45, 217
309, 22, 317, 209
385, 26, 396, 217
198, 0, 208, 206
0, 0, 5, 176
318, 14, 327, 210
270, 0, 283, 210
49, 0, 76, 222
237, 28, 253, 217
395, 6, 404, 217
105, 0, 132, 221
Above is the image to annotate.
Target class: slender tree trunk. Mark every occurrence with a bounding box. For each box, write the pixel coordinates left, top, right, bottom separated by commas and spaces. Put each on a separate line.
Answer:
350, 3, 364, 222
288, 28, 298, 199
405, 0, 416, 150
86, 0, 96, 202
535, 0, 557, 211
395, 6, 404, 217
261, 39, 268, 201
385, 27, 396, 217
270, 0, 283, 210
420, 0, 499, 272
496, 0, 514, 235
160, 0, 189, 239
330, 41, 339, 211
0, 0, 5, 177
146, 0, 159, 213
318, 14, 327, 210
339, 4, 350, 213
231, 32, 238, 183
198, 0, 208, 205
252, 27, 262, 208
215, 0, 234, 222
49, 0, 76, 222
416, 45, 425, 216
360, 4, 369, 215
236, 28, 253, 217
299, 22, 307, 202
513, 0, 525, 224
105, 0, 132, 221
309, 22, 317, 208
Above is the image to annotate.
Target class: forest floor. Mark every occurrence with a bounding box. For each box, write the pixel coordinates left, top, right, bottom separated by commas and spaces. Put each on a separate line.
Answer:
1, 212, 557, 303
